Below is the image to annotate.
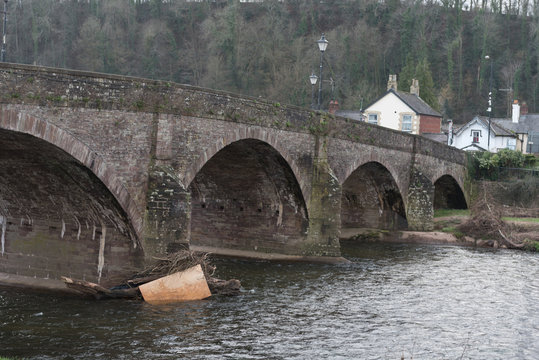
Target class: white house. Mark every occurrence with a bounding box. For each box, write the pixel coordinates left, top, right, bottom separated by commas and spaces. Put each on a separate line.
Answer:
362, 75, 442, 135
491, 101, 539, 154
451, 100, 539, 153
451, 116, 517, 152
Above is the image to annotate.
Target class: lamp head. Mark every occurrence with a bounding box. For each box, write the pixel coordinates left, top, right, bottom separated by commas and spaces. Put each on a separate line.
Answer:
309, 72, 318, 85
317, 34, 328, 52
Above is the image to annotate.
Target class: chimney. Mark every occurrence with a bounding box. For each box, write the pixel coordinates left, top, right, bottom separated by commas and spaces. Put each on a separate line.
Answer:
410, 79, 419, 96
329, 100, 339, 114
512, 100, 520, 123
387, 74, 397, 91
521, 102, 528, 115
447, 119, 454, 146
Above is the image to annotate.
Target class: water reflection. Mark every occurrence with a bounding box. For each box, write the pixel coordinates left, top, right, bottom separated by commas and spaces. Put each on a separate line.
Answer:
1, 243, 538, 359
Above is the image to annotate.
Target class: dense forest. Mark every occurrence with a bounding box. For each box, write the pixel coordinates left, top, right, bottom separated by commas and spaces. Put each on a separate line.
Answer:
4, 0, 539, 123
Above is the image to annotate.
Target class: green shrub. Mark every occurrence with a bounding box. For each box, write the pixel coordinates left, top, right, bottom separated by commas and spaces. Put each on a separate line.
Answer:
497, 148, 524, 168
469, 149, 527, 180
524, 154, 537, 168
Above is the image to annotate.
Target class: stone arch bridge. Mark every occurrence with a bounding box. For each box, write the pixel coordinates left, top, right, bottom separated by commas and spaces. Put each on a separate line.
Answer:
0, 64, 469, 287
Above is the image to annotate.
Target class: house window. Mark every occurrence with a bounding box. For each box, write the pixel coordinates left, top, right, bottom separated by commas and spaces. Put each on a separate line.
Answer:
507, 138, 516, 150
402, 115, 412, 132
368, 114, 378, 124
472, 131, 480, 143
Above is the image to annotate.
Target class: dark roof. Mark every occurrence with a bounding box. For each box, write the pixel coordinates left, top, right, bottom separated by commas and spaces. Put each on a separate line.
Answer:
456, 116, 515, 137
335, 110, 364, 122
461, 143, 487, 151
392, 90, 442, 117
492, 114, 539, 134
363, 89, 442, 118
422, 132, 448, 143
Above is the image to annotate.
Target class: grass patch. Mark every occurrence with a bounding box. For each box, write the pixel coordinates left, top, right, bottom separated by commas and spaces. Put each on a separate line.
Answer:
502, 217, 539, 223
441, 226, 465, 239
441, 226, 456, 232
434, 209, 470, 218
524, 240, 539, 252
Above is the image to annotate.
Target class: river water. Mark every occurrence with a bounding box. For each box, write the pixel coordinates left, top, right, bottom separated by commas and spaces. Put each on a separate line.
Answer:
1, 242, 538, 359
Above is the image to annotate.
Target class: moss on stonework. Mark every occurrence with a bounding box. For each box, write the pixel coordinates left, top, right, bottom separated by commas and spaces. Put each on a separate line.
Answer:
143, 165, 191, 260
406, 168, 435, 231
9, 231, 79, 258
300, 240, 341, 257
304, 135, 342, 257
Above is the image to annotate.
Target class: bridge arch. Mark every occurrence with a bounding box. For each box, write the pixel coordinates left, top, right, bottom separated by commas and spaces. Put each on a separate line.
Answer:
433, 174, 468, 210
187, 137, 309, 255
341, 161, 408, 231
0, 109, 144, 239
182, 127, 309, 205
338, 154, 408, 200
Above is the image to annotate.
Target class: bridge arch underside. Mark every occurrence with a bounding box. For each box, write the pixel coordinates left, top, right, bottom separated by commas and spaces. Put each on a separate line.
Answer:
0, 129, 143, 286
188, 139, 308, 255
434, 175, 468, 210
341, 162, 407, 231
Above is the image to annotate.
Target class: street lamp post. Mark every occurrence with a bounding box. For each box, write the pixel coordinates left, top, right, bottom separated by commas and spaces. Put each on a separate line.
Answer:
485, 55, 493, 151
316, 34, 328, 110
1, 0, 7, 62
309, 71, 318, 110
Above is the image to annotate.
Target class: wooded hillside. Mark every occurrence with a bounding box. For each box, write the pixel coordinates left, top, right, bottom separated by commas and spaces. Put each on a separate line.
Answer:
6, 0, 539, 122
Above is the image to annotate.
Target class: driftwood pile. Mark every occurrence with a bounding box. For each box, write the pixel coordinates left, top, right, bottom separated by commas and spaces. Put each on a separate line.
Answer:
458, 190, 539, 249
63, 250, 241, 300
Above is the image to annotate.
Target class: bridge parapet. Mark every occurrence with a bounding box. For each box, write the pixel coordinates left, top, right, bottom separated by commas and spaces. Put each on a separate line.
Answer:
0, 63, 468, 167
0, 63, 318, 136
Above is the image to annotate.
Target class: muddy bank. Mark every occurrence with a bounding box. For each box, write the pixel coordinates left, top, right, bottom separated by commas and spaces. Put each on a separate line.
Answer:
340, 228, 510, 249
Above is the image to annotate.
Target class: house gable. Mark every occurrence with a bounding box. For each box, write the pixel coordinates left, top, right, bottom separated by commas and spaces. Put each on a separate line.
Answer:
364, 92, 417, 132
454, 117, 487, 136
364, 89, 441, 134
453, 116, 490, 151
453, 116, 518, 152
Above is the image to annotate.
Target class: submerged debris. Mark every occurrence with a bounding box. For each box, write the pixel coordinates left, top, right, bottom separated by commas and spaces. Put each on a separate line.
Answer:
128, 250, 216, 286
62, 250, 241, 300
139, 264, 212, 305
62, 276, 141, 300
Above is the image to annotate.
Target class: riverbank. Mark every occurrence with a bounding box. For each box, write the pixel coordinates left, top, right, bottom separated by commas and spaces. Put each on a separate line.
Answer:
340, 228, 476, 248
340, 210, 539, 251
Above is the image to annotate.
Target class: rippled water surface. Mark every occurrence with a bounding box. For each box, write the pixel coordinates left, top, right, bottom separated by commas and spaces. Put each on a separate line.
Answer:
1, 243, 538, 359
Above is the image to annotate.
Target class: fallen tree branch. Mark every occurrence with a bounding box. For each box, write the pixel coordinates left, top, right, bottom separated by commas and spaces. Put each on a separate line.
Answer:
498, 229, 525, 248
62, 276, 141, 300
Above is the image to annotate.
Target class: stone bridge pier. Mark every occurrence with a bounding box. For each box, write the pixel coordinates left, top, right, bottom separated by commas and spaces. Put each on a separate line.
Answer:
0, 64, 469, 289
